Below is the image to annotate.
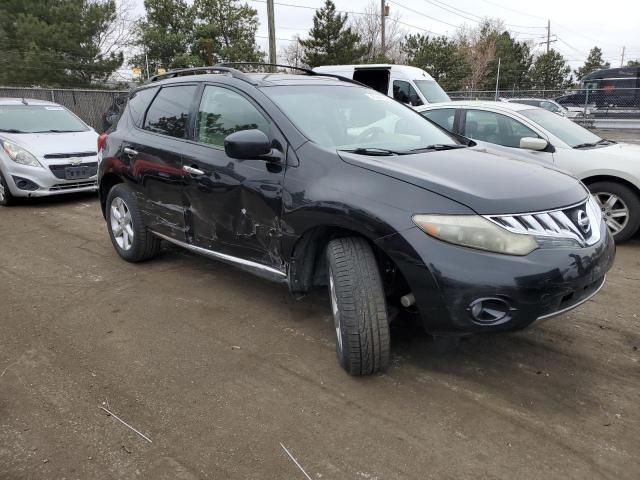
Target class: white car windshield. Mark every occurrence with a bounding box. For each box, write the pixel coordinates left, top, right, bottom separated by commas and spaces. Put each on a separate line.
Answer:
264, 85, 457, 152
413, 80, 451, 103
520, 108, 601, 148
0, 105, 89, 133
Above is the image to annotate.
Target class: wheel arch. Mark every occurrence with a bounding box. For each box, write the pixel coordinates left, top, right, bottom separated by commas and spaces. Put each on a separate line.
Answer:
99, 172, 123, 218
581, 174, 640, 198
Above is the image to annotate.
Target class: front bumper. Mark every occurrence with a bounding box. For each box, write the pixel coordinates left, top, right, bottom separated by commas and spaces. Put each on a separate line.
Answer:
2, 161, 98, 198
378, 221, 616, 334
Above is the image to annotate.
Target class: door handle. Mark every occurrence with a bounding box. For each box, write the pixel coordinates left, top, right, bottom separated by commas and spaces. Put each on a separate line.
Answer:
123, 147, 138, 157
183, 165, 205, 176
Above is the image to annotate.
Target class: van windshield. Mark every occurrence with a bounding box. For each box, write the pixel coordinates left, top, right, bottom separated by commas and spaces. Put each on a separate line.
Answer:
414, 80, 450, 103
263, 85, 457, 152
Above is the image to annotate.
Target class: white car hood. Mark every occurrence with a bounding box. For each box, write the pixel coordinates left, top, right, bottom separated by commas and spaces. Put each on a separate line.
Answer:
0, 130, 98, 158
579, 142, 640, 161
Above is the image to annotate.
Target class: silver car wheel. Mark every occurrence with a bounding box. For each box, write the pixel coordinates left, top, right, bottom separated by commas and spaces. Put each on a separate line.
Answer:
329, 270, 343, 353
0, 182, 5, 202
594, 192, 630, 235
110, 196, 134, 251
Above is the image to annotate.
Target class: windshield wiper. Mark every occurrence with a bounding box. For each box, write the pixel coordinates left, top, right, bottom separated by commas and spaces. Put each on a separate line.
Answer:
0, 128, 26, 133
405, 144, 468, 153
340, 147, 403, 156
573, 139, 614, 149
32, 129, 84, 133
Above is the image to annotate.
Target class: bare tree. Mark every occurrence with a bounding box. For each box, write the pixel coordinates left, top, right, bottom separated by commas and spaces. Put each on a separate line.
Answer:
279, 34, 306, 68
456, 22, 498, 90
352, 1, 406, 63
96, 0, 139, 57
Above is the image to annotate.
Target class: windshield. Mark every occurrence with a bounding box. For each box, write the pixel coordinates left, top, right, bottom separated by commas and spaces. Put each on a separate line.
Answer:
0, 105, 89, 133
263, 85, 456, 151
520, 108, 601, 147
413, 80, 451, 103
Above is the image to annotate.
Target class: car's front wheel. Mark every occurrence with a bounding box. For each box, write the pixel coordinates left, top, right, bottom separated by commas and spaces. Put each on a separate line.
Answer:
106, 184, 160, 262
326, 237, 390, 376
0, 171, 15, 206
589, 181, 640, 242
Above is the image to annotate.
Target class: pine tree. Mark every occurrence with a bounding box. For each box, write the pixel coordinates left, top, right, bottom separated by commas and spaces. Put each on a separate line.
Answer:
529, 50, 572, 90
574, 47, 610, 80
299, 0, 366, 68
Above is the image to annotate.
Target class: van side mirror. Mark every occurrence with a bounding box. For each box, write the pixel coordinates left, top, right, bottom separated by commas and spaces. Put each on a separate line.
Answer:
520, 137, 548, 151
224, 129, 272, 160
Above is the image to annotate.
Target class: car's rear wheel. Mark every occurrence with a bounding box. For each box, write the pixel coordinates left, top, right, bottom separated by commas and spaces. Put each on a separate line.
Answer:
326, 237, 390, 376
106, 184, 160, 262
0, 171, 15, 206
589, 181, 640, 242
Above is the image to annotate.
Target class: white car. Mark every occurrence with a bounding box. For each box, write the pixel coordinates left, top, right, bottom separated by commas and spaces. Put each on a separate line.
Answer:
502, 98, 586, 119
0, 98, 99, 206
416, 101, 640, 241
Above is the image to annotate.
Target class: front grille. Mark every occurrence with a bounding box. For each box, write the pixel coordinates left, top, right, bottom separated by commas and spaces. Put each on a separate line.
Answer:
49, 162, 98, 179
44, 151, 97, 159
50, 180, 97, 191
486, 198, 602, 247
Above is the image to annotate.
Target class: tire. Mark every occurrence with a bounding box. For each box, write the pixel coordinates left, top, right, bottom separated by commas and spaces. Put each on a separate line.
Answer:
105, 184, 160, 262
0, 170, 15, 206
326, 237, 390, 376
588, 181, 640, 243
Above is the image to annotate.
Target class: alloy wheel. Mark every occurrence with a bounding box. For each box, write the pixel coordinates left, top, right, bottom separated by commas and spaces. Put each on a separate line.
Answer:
110, 196, 134, 250
593, 192, 630, 235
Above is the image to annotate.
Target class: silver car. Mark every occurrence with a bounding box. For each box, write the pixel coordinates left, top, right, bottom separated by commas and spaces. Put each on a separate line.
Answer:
0, 98, 99, 206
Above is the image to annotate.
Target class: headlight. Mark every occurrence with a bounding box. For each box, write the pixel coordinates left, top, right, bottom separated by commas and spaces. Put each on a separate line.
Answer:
1, 140, 42, 167
413, 214, 538, 256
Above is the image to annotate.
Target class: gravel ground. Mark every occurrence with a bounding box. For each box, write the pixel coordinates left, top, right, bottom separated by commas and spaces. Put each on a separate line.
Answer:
0, 195, 639, 480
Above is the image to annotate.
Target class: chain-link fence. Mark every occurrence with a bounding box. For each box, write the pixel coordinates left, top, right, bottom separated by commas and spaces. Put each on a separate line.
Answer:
0, 86, 128, 132
446, 88, 640, 127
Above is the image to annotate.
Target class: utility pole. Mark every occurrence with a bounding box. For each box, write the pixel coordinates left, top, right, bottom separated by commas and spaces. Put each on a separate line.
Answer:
621, 46, 626, 67
381, 0, 386, 59
267, 0, 277, 71
494, 57, 501, 101
546, 19, 551, 53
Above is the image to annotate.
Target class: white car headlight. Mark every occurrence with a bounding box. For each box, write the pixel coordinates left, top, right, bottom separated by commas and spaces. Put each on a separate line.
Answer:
413, 214, 538, 256
1, 140, 42, 168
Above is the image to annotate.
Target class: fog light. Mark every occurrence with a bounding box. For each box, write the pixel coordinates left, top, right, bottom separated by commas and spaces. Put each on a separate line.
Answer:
468, 297, 513, 325
12, 176, 39, 191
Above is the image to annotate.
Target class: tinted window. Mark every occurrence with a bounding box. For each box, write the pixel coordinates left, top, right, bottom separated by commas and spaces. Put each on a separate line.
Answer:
0, 105, 88, 133
196, 86, 269, 146
464, 110, 539, 148
128, 87, 158, 127
392, 80, 423, 106
143, 85, 197, 138
421, 108, 455, 132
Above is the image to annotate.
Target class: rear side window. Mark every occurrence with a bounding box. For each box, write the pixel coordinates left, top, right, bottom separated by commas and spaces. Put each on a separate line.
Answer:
143, 85, 197, 138
392, 80, 423, 107
196, 85, 270, 147
128, 87, 158, 127
421, 108, 456, 132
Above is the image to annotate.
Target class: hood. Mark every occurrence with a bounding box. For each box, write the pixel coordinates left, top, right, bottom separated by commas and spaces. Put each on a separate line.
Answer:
339, 148, 588, 215
579, 142, 640, 161
0, 130, 98, 158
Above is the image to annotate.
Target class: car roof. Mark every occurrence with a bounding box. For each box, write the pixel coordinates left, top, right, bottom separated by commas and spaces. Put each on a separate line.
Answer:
143, 72, 356, 89
0, 97, 61, 106
417, 100, 535, 113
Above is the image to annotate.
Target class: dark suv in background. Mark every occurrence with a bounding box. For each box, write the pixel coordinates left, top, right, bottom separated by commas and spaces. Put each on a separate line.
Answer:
98, 65, 615, 376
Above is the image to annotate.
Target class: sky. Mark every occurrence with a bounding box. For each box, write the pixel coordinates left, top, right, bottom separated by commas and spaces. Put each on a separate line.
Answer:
129, 0, 640, 71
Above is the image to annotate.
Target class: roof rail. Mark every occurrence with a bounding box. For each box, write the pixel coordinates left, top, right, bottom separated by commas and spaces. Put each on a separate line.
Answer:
216, 62, 366, 87
146, 66, 256, 84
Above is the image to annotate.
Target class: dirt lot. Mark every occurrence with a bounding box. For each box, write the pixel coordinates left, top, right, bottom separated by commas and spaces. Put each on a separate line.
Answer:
0, 195, 638, 480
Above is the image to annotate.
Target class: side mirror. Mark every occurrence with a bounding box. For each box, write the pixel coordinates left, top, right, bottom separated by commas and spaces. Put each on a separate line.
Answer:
520, 137, 548, 151
224, 129, 272, 160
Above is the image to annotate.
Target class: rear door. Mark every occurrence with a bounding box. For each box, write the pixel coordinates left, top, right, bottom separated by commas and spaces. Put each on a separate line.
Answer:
180, 84, 287, 269
124, 83, 198, 241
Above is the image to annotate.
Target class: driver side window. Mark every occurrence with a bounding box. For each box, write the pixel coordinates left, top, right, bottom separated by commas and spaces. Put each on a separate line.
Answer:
463, 110, 539, 148
392, 81, 423, 107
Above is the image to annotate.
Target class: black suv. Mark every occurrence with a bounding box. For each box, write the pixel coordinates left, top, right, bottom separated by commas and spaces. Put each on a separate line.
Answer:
98, 65, 615, 376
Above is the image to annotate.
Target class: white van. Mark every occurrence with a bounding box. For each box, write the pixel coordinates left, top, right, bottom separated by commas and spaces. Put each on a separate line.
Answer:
312, 64, 450, 106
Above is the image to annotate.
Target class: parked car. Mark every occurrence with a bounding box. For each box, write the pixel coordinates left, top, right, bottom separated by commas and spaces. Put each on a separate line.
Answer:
0, 98, 99, 206
98, 66, 614, 376
556, 66, 640, 109
503, 98, 584, 119
417, 101, 640, 241
312, 64, 450, 106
